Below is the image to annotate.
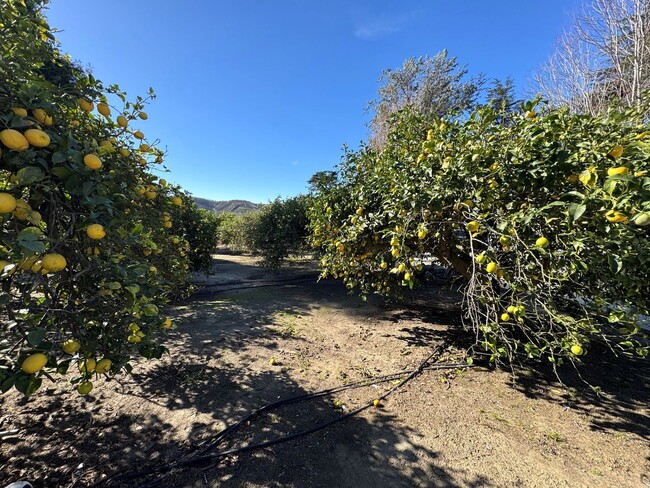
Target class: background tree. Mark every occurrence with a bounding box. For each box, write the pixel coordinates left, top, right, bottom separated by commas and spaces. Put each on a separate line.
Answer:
535, 0, 650, 114
367, 50, 484, 148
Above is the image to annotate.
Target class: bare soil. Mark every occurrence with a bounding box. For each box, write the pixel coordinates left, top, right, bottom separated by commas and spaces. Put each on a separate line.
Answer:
1, 252, 649, 488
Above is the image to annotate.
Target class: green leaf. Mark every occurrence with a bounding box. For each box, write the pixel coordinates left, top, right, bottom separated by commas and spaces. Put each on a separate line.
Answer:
17, 227, 45, 253
26, 327, 46, 347
14, 374, 42, 397
1, 375, 15, 393
51, 151, 68, 164
608, 254, 623, 274
16, 166, 46, 186
568, 203, 586, 223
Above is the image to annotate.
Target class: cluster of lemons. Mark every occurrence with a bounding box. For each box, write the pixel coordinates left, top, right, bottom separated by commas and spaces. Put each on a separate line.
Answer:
0, 99, 185, 395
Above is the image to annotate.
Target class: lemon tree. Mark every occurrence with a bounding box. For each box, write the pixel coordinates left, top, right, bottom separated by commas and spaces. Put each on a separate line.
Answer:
0, 0, 216, 397
309, 101, 650, 365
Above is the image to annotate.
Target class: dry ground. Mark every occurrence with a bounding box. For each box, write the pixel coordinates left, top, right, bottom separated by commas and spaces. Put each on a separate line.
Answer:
1, 252, 649, 488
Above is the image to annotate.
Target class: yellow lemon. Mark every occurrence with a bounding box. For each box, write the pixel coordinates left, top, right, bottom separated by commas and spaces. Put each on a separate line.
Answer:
500, 313, 510, 322
18, 255, 38, 271
95, 358, 112, 374
41, 253, 67, 272
145, 191, 157, 200
404, 272, 411, 281
24, 128, 50, 147
119, 148, 130, 158
97, 102, 111, 117
84, 153, 102, 170
139, 111, 148, 120
116, 115, 128, 128
62, 339, 81, 354
78, 358, 96, 373
86, 223, 106, 240
609, 145, 624, 159
21, 353, 48, 374
172, 196, 183, 206
0, 129, 29, 151
373, 399, 381, 407
380, 262, 388, 270
607, 166, 628, 176
486, 262, 498, 274
32, 108, 53, 125
507, 305, 517, 314
605, 210, 628, 223
163, 221, 172, 228
570, 345, 584, 356
418, 229, 427, 240
0, 193, 17, 213
159, 178, 167, 187
162, 318, 172, 329
128, 334, 141, 343
467, 221, 480, 233
535, 237, 549, 248
11, 107, 28, 117
134, 130, 144, 140
28, 211, 42, 224
79, 98, 94, 112
77, 381, 93, 395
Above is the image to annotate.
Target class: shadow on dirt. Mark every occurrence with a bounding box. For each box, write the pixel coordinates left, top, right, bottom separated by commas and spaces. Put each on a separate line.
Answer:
512, 341, 650, 443
126, 361, 490, 487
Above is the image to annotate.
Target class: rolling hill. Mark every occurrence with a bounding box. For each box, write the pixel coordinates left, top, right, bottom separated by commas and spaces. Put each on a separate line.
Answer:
193, 197, 259, 214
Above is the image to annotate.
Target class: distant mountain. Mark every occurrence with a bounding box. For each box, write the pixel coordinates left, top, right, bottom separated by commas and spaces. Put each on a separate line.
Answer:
193, 197, 259, 214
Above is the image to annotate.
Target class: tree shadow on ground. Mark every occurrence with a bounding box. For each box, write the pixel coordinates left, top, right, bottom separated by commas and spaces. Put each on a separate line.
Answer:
512, 341, 650, 442
128, 361, 491, 487
0, 255, 489, 488
374, 280, 650, 446
0, 393, 177, 487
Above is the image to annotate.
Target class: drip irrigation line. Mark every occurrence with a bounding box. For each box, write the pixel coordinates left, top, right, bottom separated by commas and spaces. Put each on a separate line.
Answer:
101, 344, 467, 486
196, 275, 318, 293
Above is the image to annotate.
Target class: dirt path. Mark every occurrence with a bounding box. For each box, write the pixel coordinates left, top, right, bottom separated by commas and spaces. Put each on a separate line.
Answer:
1, 253, 649, 487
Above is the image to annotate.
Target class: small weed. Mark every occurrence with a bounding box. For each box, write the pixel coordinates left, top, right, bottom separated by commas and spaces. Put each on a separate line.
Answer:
546, 431, 565, 443
489, 412, 507, 422
591, 468, 603, 476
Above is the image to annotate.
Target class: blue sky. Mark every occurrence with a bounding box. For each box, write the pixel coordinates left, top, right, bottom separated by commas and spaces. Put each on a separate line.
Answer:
46, 0, 583, 203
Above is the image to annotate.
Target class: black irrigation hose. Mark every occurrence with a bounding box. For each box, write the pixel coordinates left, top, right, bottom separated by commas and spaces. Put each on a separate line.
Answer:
196, 275, 318, 292
102, 344, 467, 487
